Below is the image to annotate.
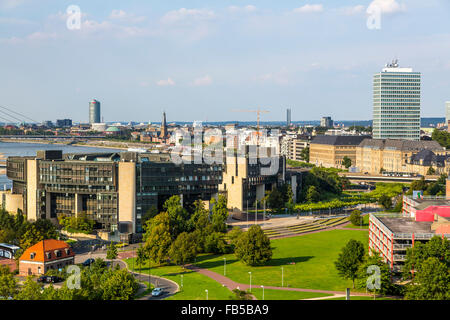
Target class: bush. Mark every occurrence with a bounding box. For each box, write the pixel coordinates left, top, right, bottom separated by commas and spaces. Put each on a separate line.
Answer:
349, 210, 362, 226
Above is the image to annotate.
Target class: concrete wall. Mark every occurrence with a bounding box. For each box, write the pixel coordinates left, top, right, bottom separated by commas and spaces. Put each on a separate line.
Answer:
26, 159, 38, 221
118, 162, 136, 232
0, 191, 23, 214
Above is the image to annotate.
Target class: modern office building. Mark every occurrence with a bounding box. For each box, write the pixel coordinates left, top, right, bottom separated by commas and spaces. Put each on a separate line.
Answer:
369, 190, 450, 272
89, 99, 101, 124
372, 60, 421, 140
6, 150, 223, 239
320, 117, 333, 128
286, 108, 292, 127
219, 149, 285, 212
281, 135, 309, 162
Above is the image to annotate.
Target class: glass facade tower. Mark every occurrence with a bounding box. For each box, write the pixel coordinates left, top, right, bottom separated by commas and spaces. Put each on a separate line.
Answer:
372, 61, 421, 140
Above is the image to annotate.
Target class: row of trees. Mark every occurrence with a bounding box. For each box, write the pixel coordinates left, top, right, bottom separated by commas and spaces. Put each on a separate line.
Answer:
141, 195, 273, 268
407, 174, 447, 197
0, 259, 139, 300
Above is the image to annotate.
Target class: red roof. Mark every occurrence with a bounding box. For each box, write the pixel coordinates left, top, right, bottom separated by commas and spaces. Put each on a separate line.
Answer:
19, 239, 74, 263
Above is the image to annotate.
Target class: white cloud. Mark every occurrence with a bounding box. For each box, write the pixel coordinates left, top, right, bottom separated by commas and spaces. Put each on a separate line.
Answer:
367, 0, 406, 14
293, 4, 324, 14
156, 78, 176, 86
26, 31, 58, 41
192, 75, 212, 86
161, 8, 215, 24
256, 69, 289, 85
228, 5, 257, 13
340, 5, 365, 15
109, 9, 146, 23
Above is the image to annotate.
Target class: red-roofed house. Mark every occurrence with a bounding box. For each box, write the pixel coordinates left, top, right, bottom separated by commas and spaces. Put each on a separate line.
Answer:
18, 239, 75, 276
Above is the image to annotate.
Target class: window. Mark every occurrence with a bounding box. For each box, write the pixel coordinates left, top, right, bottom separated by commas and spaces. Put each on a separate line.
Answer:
30, 252, 36, 259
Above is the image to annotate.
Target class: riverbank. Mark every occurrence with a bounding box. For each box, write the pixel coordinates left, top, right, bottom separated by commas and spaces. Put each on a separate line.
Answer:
0, 138, 129, 151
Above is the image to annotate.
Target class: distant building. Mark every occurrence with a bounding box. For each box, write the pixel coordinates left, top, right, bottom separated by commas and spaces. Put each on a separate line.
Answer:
56, 119, 72, 127
320, 117, 333, 128
372, 60, 421, 141
42, 121, 53, 128
89, 99, 101, 124
281, 135, 309, 162
286, 108, 292, 127
19, 239, 74, 276
446, 101, 450, 128
309, 135, 369, 169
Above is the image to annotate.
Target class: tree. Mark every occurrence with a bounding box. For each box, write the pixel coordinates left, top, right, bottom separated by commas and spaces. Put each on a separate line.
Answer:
188, 200, 210, 232
15, 276, 43, 300
106, 242, 118, 260
168, 232, 198, 266
300, 147, 310, 162
355, 252, 395, 295
211, 195, 229, 233
164, 196, 190, 238
349, 210, 363, 226
228, 227, 244, 251
20, 219, 58, 251
0, 265, 17, 299
266, 188, 284, 211
235, 225, 272, 266
306, 186, 320, 203
143, 212, 172, 264
334, 239, 365, 288
378, 194, 392, 210
405, 257, 449, 300
426, 166, 436, 175
342, 156, 352, 169
100, 269, 140, 300
204, 232, 230, 254
136, 244, 148, 273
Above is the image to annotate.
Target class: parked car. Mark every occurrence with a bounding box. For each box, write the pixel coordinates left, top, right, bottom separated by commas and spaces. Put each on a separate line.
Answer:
37, 276, 63, 284
82, 258, 95, 267
152, 288, 163, 297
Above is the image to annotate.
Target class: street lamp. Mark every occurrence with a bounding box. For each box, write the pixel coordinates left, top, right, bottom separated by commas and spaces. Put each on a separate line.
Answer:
281, 267, 284, 287
205, 289, 208, 300
181, 274, 184, 291
261, 285, 264, 300
248, 272, 252, 292
223, 258, 226, 276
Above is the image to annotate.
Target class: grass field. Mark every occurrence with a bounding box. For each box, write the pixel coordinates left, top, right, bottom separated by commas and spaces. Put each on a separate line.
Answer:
195, 229, 369, 292
322, 296, 398, 300
250, 288, 332, 300
123, 259, 232, 300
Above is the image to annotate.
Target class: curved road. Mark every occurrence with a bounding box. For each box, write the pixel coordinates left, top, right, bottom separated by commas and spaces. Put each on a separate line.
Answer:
75, 251, 179, 300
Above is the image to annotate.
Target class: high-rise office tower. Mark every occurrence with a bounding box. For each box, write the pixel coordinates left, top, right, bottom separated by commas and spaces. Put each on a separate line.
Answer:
320, 116, 333, 128
446, 101, 450, 126
286, 108, 292, 127
372, 60, 421, 140
89, 99, 101, 124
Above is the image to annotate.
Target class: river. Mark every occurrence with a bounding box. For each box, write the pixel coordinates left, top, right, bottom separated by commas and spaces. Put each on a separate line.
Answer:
0, 141, 123, 189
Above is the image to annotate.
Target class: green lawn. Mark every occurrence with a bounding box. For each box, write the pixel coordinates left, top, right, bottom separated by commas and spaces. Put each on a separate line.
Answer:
342, 214, 370, 229
123, 259, 232, 300
195, 229, 369, 292
250, 288, 332, 300
322, 296, 398, 300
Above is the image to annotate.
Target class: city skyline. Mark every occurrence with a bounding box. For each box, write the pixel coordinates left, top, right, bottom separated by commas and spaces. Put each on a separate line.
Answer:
1, 1, 450, 122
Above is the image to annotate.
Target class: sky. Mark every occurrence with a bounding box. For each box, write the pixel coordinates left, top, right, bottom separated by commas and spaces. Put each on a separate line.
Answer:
0, 0, 450, 123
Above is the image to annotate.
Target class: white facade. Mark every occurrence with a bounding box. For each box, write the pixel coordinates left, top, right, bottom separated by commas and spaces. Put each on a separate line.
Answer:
372, 62, 421, 141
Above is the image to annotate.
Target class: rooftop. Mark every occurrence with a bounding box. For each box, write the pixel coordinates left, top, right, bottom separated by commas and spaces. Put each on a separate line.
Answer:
378, 217, 434, 234
310, 135, 370, 146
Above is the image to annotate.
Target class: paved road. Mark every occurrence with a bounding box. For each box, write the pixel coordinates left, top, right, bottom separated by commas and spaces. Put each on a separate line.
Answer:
75, 252, 179, 300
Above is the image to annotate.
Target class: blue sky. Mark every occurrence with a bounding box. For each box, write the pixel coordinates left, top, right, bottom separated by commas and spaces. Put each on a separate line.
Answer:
0, 0, 449, 123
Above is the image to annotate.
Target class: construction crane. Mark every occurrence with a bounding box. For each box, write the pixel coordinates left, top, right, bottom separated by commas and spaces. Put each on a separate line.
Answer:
231, 107, 270, 146
231, 107, 270, 134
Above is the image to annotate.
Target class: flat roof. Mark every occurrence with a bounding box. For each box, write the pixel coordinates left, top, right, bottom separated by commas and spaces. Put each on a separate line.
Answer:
0, 243, 20, 250
378, 217, 433, 234
411, 199, 450, 210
